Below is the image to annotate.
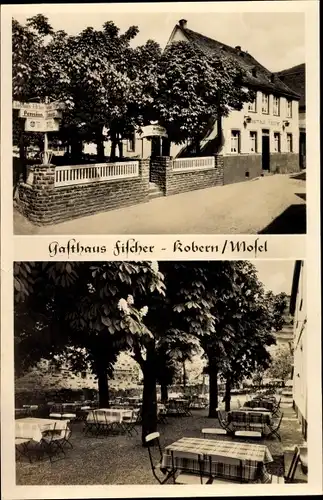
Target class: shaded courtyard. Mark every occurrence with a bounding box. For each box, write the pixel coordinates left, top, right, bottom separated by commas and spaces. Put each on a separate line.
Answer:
16, 396, 307, 486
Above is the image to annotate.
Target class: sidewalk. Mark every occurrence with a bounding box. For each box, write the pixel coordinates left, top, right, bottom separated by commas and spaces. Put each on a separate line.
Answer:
14, 173, 306, 235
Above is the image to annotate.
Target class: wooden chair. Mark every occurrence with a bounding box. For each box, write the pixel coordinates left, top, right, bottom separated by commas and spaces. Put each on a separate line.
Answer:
271, 446, 300, 483
122, 409, 139, 436
15, 437, 33, 463
266, 412, 284, 440
218, 410, 232, 432
145, 432, 176, 484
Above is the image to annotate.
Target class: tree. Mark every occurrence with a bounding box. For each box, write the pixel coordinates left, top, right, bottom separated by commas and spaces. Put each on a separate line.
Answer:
266, 348, 294, 386
154, 41, 255, 153
14, 262, 161, 409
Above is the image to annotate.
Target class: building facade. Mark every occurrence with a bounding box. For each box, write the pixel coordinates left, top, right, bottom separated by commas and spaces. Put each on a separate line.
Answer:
276, 63, 306, 169
106, 19, 301, 184
290, 261, 307, 439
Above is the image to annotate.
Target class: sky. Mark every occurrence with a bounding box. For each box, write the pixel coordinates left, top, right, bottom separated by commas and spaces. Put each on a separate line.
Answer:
12, 8, 305, 72
254, 260, 295, 294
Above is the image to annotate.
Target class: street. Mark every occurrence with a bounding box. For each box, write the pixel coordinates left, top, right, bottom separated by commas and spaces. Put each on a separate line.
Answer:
14, 173, 306, 235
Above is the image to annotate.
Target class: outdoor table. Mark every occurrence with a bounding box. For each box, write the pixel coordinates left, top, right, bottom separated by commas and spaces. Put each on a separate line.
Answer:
161, 437, 273, 483
91, 408, 133, 423
246, 400, 275, 411
15, 417, 68, 442
228, 410, 272, 433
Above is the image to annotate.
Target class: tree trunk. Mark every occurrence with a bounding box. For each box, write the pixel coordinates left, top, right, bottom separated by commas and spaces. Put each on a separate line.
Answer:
117, 137, 123, 159
182, 361, 186, 390
208, 357, 218, 418
141, 343, 157, 446
224, 377, 231, 412
70, 133, 83, 164
96, 360, 110, 408
194, 137, 201, 155
160, 382, 168, 403
95, 127, 105, 162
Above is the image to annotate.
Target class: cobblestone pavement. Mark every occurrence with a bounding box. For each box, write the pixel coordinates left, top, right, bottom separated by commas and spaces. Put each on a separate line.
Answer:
14, 173, 306, 235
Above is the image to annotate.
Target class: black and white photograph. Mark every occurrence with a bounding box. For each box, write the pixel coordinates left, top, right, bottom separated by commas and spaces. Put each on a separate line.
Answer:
13, 260, 307, 486
0, 1, 321, 498
11, 7, 306, 235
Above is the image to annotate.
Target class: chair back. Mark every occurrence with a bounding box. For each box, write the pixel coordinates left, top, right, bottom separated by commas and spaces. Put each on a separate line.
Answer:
286, 446, 300, 482
275, 412, 284, 430
42, 422, 57, 443
145, 432, 164, 483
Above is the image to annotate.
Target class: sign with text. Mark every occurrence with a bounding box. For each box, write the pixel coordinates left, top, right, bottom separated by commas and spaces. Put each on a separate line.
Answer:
140, 125, 168, 138
45, 110, 63, 119
25, 118, 60, 132
250, 118, 282, 127
13, 101, 47, 111
19, 109, 46, 119
13, 101, 65, 112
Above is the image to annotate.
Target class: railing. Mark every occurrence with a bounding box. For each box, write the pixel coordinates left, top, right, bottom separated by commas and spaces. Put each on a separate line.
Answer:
172, 156, 215, 172
54, 161, 139, 187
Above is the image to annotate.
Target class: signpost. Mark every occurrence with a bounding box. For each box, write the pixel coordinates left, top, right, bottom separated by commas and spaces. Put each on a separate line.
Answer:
25, 118, 60, 132
13, 98, 64, 164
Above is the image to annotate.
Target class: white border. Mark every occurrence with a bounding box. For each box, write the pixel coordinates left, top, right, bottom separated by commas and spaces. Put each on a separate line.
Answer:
1, 1, 322, 498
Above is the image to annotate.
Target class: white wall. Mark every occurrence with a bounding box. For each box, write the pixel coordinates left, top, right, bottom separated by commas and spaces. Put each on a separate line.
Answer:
222, 91, 299, 155
293, 262, 307, 425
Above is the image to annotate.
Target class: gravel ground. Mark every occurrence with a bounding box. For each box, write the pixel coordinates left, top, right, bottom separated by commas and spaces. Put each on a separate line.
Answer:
14, 173, 306, 235
16, 406, 285, 486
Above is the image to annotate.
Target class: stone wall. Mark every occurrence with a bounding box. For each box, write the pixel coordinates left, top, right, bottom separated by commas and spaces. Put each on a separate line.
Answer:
150, 155, 224, 197
223, 154, 262, 185
17, 160, 150, 225
270, 153, 300, 174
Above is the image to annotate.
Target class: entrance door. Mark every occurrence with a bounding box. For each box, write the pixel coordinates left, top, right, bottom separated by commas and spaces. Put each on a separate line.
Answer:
299, 132, 306, 169
262, 130, 270, 171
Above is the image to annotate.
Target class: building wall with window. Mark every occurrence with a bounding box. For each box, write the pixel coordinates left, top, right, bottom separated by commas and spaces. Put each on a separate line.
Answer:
290, 261, 307, 439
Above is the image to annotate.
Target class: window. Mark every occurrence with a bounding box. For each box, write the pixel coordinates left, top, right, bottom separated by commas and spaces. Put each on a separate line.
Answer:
286, 99, 293, 118
273, 96, 280, 116
287, 133, 293, 152
262, 93, 269, 114
274, 132, 281, 152
248, 97, 257, 112
249, 131, 257, 153
230, 130, 240, 153
127, 132, 136, 152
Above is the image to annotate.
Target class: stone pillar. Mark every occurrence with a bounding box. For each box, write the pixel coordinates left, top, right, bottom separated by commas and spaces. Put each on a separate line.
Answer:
138, 158, 150, 201
150, 156, 171, 194
214, 154, 224, 186
17, 164, 56, 224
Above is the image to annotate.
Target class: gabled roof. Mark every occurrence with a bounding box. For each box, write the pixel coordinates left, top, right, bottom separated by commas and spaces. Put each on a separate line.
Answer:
173, 24, 300, 100
275, 63, 305, 109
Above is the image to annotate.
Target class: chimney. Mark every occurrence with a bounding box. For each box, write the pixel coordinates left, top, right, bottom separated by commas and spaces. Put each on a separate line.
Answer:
235, 45, 241, 52
179, 19, 187, 29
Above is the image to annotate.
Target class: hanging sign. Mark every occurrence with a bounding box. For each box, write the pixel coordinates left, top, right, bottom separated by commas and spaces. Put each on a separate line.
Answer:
140, 125, 168, 138
25, 118, 60, 132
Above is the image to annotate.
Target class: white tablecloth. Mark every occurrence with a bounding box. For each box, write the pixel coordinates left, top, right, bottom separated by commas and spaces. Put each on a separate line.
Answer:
89, 408, 133, 423
15, 418, 68, 442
